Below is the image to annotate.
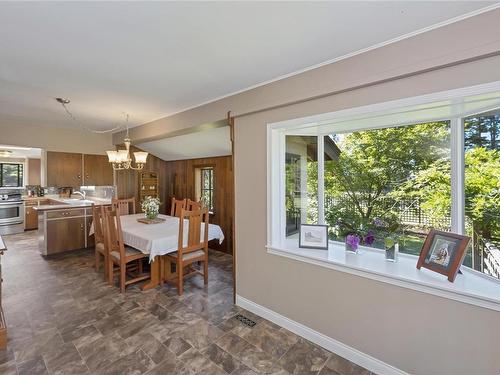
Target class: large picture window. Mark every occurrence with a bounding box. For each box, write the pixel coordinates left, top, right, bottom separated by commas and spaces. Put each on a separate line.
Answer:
0, 163, 23, 187
269, 88, 500, 281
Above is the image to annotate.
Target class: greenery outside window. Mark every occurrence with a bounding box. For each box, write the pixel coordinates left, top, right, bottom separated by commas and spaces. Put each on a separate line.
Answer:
0, 163, 23, 187
195, 167, 214, 213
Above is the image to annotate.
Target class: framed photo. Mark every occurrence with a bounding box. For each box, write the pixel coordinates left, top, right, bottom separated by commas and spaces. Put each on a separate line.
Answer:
299, 224, 329, 250
416, 229, 470, 282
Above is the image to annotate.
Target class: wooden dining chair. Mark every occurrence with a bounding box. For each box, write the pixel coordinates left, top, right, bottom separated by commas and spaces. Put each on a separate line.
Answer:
104, 208, 149, 292
91, 205, 108, 278
170, 197, 186, 217
112, 197, 136, 215
165, 208, 209, 295
186, 199, 202, 211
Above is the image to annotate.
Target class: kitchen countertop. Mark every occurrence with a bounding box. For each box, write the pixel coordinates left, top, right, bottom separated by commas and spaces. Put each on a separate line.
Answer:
32, 197, 112, 211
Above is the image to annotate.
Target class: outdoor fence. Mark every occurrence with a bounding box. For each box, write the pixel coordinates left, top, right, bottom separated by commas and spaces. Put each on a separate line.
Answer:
324, 195, 451, 230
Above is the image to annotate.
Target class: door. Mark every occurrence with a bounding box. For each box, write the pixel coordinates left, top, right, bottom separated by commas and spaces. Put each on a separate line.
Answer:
46, 152, 83, 188
46, 217, 86, 254
83, 154, 113, 186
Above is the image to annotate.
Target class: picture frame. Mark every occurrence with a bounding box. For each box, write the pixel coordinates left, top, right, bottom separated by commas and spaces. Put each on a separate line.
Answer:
299, 224, 329, 250
416, 229, 471, 282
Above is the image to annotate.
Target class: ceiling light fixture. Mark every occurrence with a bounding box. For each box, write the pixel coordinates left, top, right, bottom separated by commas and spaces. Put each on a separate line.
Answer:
0, 145, 32, 151
0, 150, 13, 157
106, 115, 148, 171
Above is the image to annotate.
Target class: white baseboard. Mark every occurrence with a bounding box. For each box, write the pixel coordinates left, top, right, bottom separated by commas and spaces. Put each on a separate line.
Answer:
236, 294, 408, 375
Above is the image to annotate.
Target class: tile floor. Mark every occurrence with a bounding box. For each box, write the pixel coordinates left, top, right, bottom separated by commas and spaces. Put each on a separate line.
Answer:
0, 231, 374, 375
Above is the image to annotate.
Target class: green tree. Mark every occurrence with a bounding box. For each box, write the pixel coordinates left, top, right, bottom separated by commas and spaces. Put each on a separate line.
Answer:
318, 122, 450, 232
407, 147, 499, 239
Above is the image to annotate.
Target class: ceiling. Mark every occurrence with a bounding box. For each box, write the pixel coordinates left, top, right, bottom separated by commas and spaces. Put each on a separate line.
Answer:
0, 1, 497, 133
137, 126, 231, 161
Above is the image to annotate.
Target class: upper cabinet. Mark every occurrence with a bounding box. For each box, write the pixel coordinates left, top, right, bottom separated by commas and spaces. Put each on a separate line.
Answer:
47, 152, 83, 187
47, 151, 114, 188
83, 154, 114, 186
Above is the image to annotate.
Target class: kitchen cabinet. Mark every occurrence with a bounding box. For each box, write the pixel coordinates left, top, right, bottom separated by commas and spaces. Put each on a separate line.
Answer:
84, 154, 113, 186
27, 158, 41, 185
47, 152, 83, 188
46, 152, 113, 188
24, 206, 38, 230
46, 215, 86, 254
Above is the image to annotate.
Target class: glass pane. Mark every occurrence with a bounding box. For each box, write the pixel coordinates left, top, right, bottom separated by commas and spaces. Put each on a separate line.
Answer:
464, 113, 500, 277
324, 122, 451, 255
0, 206, 20, 220
1, 164, 22, 187
285, 136, 318, 238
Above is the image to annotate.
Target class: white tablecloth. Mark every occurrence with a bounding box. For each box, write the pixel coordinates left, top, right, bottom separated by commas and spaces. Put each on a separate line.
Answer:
120, 214, 224, 262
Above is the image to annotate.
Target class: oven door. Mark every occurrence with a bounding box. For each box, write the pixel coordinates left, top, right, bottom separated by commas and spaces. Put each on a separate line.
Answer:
0, 202, 24, 225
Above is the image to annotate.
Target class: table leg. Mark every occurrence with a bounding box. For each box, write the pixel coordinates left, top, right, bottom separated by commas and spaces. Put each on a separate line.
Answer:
141, 257, 160, 291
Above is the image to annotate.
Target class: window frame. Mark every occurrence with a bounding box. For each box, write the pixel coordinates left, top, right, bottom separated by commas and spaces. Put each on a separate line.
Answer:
0, 162, 24, 188
267, 81, 500, 311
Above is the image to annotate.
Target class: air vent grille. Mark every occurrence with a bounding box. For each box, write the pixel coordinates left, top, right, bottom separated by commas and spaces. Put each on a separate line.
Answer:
235, 314, 257, 327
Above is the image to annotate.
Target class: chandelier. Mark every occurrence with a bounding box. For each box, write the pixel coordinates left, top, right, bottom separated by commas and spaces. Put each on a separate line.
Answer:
106, 127, 148, 171
55, 97, 148, 171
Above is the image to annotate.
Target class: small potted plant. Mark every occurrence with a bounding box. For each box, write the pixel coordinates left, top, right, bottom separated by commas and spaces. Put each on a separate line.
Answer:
373, 217, 400, 262
141, 196, 161, 220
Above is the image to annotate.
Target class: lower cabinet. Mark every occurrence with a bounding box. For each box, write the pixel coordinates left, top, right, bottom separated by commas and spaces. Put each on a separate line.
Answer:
46, 217, 86, 254
25, 206, 38, 230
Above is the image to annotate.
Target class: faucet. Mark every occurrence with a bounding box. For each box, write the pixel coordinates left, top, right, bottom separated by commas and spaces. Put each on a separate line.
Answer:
73, 191, 86, 200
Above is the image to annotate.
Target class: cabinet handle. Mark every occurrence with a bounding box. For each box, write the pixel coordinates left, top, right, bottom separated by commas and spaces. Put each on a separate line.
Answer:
77, 174, 81, 179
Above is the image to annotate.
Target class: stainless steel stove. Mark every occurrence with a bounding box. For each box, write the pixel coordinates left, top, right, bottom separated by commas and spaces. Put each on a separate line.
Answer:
0, 190, 24, 235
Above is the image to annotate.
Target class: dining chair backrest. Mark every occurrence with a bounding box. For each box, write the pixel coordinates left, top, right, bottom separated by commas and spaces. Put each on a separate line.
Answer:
112, 197, 136, 215
171, 197, 186, 217
186, 199, 202, 211
104, 208, 126, 262
178, 208, 209, 257
91, 204, 105, 245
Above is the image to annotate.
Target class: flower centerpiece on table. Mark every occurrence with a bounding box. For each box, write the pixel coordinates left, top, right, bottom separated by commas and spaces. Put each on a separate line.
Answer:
141, 196, 161, 220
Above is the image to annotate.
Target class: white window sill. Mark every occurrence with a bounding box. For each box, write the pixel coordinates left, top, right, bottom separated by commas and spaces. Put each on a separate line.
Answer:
267, 239, 500, 312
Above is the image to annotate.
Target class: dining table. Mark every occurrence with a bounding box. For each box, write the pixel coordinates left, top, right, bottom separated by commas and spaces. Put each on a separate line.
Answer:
118, 213, 224, 290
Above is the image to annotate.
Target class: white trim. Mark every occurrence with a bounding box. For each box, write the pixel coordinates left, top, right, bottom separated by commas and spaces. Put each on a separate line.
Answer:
266, 244, 500, 313
451, 118, 466, 234
236, 294, 409, 375
130, 4, 500, 131
317, 135, 325, 224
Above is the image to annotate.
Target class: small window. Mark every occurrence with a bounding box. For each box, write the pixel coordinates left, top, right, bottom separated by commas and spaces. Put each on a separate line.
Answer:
0, 163, 23, 187
195, 167, 214, 213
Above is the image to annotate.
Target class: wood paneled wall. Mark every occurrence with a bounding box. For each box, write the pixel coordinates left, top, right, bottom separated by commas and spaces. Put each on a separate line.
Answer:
115, 149, 233, 254
165, 155, 233, 254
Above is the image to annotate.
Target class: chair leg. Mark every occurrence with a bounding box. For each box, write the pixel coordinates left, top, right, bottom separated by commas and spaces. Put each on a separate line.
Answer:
203, 258, 208, 285
177, 260, 183, 296
95, 250, 100, 271
120, 264, 126, 293
107, 259, 114, 286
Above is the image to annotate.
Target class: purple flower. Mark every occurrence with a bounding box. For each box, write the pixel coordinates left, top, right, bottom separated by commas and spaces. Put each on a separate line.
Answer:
364, 230, 375, 246
346, 234, 360, 250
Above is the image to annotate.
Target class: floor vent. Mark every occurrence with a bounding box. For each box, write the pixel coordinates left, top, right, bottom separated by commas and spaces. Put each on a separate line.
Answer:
235, 314, 257, 327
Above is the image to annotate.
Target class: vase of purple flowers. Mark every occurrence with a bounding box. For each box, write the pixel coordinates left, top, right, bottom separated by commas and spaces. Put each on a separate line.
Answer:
345, 233, 361, 253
